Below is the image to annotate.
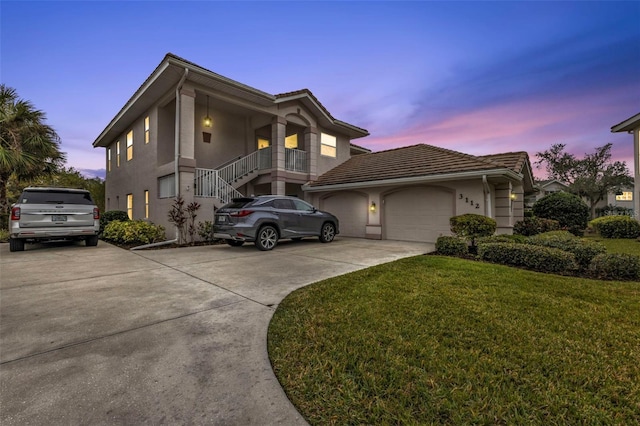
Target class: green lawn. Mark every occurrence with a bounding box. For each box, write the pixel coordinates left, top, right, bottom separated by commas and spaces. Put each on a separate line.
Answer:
585, 235, 640, 256
268, 255, 640, 425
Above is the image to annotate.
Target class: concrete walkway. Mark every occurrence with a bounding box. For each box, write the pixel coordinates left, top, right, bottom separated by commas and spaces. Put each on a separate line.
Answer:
0, 237, 432, 425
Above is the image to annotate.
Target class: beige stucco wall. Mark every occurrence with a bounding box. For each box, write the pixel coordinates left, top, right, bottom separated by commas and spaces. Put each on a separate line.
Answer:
306, 176, 522, 241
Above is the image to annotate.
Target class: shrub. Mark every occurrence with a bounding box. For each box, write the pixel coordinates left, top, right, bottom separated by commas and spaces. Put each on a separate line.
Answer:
527, 233, 606, 270
589, 253, 640, 281
589, 216, 640, 239
513, 217, 561, 236
197, 221, 216, 243
478, 242, 578, 274
102, 220, 165, 245
477, 234, 527, 245
100, 210, 130, 235
450, 214, 496, 248
435, 236, 468, 256
0, 228, 9, 242
532, 192, 589, 236
595, 204, 634, 218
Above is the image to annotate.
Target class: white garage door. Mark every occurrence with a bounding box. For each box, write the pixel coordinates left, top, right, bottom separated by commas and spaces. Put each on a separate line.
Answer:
384, 186, 453, 242
322, 192, 367, 238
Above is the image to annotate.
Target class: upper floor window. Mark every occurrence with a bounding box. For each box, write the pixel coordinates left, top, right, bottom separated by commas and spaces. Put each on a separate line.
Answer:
144, 116, 150, 144
126, 130, 134, 161
616, 191, 633, 201
285, 134, 298, 149
321, 133, 336, 157
107, 148, 111, 172
116, 141, 121, 167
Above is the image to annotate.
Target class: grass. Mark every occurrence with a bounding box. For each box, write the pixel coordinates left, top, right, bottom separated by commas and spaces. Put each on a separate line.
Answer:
268, 255, 640, 425
584, 234, 640, 256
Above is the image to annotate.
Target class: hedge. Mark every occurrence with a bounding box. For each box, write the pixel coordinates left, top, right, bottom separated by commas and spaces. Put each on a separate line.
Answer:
526, 232, 606, 269
477, 242, 578, 274
532, 192, 589, 236
513, 217, 561, 236
100, 210, 130, 235
102, 220, 166, 245
435, 236, 468, 256
450, 214, 496, 246
589, 216, 640, 239
589, 253, 640, 281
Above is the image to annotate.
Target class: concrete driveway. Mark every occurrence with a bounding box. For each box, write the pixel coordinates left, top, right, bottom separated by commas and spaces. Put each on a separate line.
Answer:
0, 237, 433, 425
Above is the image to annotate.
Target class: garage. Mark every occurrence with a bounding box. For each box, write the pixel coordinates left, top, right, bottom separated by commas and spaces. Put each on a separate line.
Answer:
384, 186, 453, 243
321, 191, 368, 238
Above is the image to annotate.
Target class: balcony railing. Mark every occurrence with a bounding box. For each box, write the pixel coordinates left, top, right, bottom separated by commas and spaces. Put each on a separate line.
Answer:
285, 148, 307, 173
195, 147, 308, 200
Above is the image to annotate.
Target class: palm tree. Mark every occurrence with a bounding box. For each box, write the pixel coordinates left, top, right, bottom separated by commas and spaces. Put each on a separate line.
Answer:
0, 84, 65, 214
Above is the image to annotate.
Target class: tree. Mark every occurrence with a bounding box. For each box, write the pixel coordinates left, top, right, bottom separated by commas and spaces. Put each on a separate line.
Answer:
536, 143, 633, 218
0, 84, 65, 213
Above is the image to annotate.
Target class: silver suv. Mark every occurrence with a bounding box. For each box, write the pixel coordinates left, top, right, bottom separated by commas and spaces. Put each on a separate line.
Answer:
9, 187, 100, 252
213, 195, 339, 250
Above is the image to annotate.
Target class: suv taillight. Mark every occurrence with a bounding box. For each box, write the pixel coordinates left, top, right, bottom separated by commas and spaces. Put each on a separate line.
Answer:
93, 207, 100, 220
11, 207, 20, 221
229, 210, 253, 218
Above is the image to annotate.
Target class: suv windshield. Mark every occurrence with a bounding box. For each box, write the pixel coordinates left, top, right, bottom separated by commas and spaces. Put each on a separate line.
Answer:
21, 190, 94, 205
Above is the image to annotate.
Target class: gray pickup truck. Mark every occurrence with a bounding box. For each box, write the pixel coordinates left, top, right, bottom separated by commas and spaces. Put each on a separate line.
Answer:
8, 187, 100, 252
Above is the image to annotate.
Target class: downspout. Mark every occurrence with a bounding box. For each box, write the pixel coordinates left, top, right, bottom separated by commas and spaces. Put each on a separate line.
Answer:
482, 175, 492, 218
130, 67, 189, 251
173, 68, 189, 241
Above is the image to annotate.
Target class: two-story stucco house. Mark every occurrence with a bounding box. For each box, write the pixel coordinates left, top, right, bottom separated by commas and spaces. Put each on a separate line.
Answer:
93, 53, 535, 243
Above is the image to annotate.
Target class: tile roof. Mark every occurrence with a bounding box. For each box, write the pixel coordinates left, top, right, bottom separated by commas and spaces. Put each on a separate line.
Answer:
478, 151, 530, 174
309, 144, 528, 187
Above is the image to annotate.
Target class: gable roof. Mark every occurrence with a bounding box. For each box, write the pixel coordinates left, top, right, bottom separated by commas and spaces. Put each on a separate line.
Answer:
93, 53, 368, 148
307, 144, 532, 189
611, 112, 640, 133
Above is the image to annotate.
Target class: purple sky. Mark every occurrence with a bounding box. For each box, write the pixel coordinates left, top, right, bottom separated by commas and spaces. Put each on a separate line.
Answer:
2, 1, 639, 179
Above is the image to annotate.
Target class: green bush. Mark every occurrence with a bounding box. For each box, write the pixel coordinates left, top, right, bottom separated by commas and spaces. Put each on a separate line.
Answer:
527, 233, 606, 270
100, 210, 130, 235
0, 228, 9, 242
589, 253, 640, 281
477, 234, 527, 244
513, 217, 561, 236
589, 216, 640, 239
478, 242, 578, 274
450, 214, 496, 247
435, 236, 468, 256
102, 220, 165, 245
532, 192, 590, 236
197, 221, 216, 243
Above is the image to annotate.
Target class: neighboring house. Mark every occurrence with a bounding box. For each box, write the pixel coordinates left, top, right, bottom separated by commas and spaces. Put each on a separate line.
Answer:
525, 179, 570, 209
93, 53, 535, 243
612, 112, 640, 217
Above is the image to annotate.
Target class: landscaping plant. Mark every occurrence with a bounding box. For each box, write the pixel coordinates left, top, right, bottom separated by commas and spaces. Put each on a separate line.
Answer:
513, 216, 560, 236
102, 220, 165, 246
449, 213, 496, 251
435, 236, 467, 256
532, 192, 589, 236
589, 215, 640, 239
99, 210, 129, 235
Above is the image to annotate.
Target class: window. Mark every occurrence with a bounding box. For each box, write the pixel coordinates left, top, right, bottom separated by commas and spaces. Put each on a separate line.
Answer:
285, 134, 298, 149
116, 141, 120, 167
258, 138, 270, 150
144, 116, 150, 144
126, 130, 133, 161
107, 148, 111, 172
321, 133, 336, 157
126, 194, 133, 219
144, 190, 149, 218
616, 191, 633, 201
158, 175, 176, 198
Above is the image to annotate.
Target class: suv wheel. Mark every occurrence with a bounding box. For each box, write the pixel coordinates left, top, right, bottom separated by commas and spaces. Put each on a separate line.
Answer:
255, 225, 278, 251
86, 235, 99, 247
226, 240, 245, 247
9, 238, 25, 252
319, 222, 336, 243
